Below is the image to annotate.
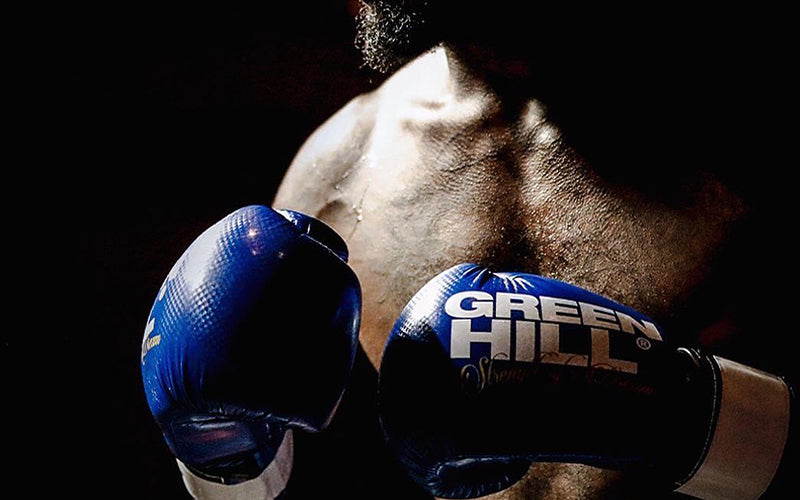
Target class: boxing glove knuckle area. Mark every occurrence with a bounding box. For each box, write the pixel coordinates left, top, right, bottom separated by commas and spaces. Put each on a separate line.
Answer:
141, 205, 360, 487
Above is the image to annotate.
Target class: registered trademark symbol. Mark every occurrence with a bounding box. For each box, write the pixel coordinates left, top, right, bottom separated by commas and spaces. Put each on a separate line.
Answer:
636, 337, 652, 351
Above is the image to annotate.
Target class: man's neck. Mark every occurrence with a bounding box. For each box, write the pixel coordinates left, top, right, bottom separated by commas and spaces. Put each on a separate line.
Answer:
441, 43, 539, 112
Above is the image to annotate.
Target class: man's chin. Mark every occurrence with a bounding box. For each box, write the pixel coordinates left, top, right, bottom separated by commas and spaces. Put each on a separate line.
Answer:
354, 0, 440, 74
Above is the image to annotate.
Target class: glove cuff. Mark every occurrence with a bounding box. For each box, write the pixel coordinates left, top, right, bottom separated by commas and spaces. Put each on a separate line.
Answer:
177, 430, 294, 500
676, 357, 790, 500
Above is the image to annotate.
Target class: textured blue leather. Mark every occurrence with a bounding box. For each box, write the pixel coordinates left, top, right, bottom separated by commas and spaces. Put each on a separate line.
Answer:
141, 205, 360, 481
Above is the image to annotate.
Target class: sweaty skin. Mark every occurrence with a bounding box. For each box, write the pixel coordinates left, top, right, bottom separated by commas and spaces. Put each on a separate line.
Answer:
274, 47, 747, 499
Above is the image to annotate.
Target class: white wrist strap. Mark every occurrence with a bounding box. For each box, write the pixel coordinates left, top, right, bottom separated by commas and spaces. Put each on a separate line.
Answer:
177, 430, 294, 500
676, 357, 790, 500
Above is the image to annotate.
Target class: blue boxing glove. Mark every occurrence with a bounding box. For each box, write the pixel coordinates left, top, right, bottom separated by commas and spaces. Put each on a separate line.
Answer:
378, 264, 792, 499
141, 206, 360, 497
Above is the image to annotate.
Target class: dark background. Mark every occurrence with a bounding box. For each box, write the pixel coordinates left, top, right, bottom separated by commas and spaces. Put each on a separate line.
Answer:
54, 2, 387, 497
40, 2, 794, 498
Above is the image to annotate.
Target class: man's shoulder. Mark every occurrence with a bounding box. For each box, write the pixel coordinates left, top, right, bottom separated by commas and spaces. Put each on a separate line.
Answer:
287, 47, 449, 167
272, 90, 378, 211
296, 91, 379, 169
273, 48, 455, 213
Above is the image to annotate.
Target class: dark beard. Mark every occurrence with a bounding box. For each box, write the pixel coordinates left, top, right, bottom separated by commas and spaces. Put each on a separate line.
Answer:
354, 1, 538, 74
354, 1, 440, 74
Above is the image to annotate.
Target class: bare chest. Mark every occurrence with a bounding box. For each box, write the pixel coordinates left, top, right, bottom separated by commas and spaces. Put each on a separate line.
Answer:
277, 109, 745, 366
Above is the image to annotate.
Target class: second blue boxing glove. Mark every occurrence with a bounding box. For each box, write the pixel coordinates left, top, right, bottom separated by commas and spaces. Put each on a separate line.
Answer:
378, 264, 791, 499
141, 206, 360, 496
